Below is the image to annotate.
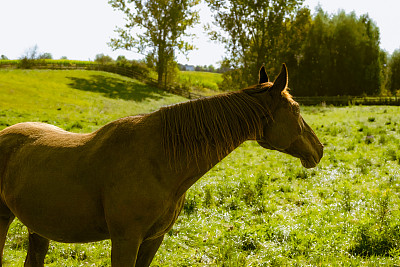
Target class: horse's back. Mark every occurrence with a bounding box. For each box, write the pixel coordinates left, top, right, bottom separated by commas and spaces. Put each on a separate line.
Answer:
0, 122, 93, 148
0, 123, 51, 188
1, 121, 68, 136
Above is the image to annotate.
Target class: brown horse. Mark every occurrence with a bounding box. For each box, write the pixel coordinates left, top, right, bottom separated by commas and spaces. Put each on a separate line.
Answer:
0, 64, 322, 266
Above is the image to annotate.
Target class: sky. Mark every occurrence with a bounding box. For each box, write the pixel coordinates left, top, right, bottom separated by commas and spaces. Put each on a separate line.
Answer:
0, 0, 399, 66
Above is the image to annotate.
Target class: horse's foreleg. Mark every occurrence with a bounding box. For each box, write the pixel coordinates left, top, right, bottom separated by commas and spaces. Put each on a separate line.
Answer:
0, 208, 15, 267
136, 235, 164, 267
24, 231, 49, 267
111, 238, 141, 266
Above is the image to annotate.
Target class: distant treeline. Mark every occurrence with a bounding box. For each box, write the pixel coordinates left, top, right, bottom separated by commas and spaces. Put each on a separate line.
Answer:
210, 4, 400, 97
177, 64, 228, 73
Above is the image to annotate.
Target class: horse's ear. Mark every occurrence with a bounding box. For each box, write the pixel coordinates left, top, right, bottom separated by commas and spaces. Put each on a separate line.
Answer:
271, 63, 288, 92
258, 65, 269, 84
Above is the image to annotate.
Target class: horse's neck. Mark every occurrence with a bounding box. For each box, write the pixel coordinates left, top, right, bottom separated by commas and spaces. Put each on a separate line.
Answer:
168, 126, 242, 200
160, 92, 266, 197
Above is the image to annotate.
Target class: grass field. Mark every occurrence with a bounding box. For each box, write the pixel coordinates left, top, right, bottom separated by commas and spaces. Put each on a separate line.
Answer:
178, 71, 222, 94
0, 69, 185, 132
1, 69, 400, 266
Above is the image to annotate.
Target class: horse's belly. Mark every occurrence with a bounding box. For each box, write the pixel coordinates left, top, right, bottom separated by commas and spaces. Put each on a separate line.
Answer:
29, 217, 110, 243
14, 199, 110, 243
2, 144, 111, 242
4, 176, 110, 243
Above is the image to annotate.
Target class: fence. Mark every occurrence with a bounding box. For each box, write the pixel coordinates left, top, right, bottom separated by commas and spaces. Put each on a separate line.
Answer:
294, 96, 400, 106
164, 85, 203, 99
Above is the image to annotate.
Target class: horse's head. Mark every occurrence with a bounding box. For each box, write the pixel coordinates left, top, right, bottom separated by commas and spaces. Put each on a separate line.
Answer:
253, 64, 323, 168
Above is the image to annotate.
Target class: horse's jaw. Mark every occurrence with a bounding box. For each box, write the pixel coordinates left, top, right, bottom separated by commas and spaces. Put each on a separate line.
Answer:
258, 131, 323, 169
284, 132, 324, 169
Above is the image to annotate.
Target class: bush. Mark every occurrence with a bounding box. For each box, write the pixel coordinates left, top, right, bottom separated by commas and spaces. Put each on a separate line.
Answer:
17, 45, 48, 69
116, 59, 152, 81
95, 54, 114, 64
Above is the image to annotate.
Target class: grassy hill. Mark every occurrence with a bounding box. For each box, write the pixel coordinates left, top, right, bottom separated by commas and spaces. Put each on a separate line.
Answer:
178, 71, 222, 95
0, 69, 186, 132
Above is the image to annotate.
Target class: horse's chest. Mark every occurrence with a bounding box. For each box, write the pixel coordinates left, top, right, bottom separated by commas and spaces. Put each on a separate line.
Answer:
145, 193, 186, 241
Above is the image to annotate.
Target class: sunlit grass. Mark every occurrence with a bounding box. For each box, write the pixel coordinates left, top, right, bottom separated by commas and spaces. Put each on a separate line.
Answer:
178, 71, 222, 94
1, 69, 400, 265
153, 105, 400, 266
0, 69, 185, 132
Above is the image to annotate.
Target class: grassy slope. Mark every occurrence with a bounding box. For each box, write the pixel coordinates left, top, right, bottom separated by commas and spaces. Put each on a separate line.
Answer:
0, 69, 185, 132
178, 71, 222, 94
1, 69, 400, 266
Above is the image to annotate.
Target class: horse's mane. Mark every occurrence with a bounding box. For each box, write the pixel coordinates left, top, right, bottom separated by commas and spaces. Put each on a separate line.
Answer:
160, 87, 272, 169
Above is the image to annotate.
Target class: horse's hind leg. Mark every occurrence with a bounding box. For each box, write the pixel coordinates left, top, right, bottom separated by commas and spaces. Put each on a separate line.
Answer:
24, 231, 49, 267
0, 204, 15, 266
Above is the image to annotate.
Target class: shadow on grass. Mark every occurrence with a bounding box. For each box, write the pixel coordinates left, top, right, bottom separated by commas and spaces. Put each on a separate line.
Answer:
67, 75, 167, 101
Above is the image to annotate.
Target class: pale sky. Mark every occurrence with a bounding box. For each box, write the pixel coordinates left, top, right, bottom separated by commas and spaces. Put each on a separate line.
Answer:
0, 0, 399, 66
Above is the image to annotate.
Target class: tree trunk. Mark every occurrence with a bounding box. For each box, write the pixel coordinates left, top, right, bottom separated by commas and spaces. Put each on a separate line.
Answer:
157, 53, 164, 87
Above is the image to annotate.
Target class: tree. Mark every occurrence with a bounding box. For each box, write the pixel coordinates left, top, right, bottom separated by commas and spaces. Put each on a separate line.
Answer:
95, 54, 114, 64
39, 53, 53, 59
206, 0, 304, 88
18, 45, 41, 69
21, 45, 40, 60
108, 0, 200, 86
277, 7, 312, 91
1, 55, 8, 60
296, 9, 382, 96
387, 49, 400, 95
116, 55, 127, 62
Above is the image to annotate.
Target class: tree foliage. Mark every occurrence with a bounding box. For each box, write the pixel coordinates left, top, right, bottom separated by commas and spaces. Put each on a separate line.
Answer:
206, 0, 304, 89
95, 54, 114, 64
387, 49, 400, 95
208, 2, 384, 96
108, 0, 200, 86
295, 9, 382, 96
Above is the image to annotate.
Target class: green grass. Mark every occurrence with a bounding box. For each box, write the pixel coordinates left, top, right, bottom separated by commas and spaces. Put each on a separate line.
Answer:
1, 69, 400, 265
178, 71, 222, 94
155, 105, 400, 266
0, 69, 185, 133
159, 105, 400, 266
